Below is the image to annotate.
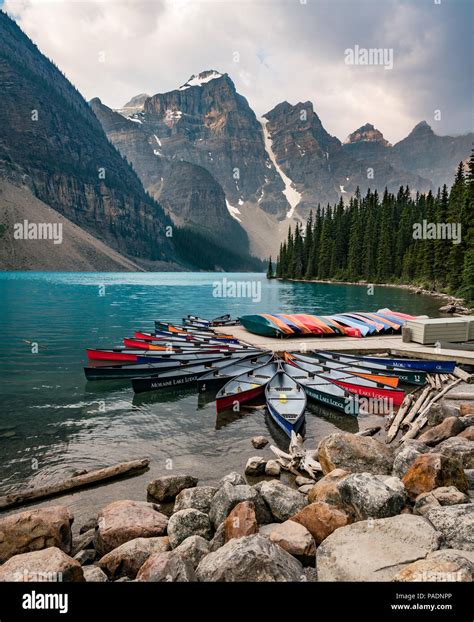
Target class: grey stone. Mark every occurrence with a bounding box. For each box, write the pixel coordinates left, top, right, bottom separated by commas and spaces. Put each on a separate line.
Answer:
434, 437, 474, 469
251, 436, 268, 449
316, 515, 440, 581
83, 566, 108, 582
173, 486, 217, 514
147, 474, 198, 502
196, 534, 304, 581
218, 472, 246, 487
245, 456, 267, 476
173, 535, 210, 569
136, 551, 196, 582
464, 469, 474, 489
392, 440, 430, 479
209, 482, 271, 527
255, 480, 308, 522
167, 509, 212, 548
338, 473, 406, 520
264, 460, 281, 477
73, 549, 96, 565
209, 522, 225, 552
71, 528, 95, 557
0, 547, 84, 582
426, 504, 474, 551
98, 536, 170, 579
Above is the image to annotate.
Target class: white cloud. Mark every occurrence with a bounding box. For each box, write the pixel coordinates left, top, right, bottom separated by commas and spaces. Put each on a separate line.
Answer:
4, 0, 472, 143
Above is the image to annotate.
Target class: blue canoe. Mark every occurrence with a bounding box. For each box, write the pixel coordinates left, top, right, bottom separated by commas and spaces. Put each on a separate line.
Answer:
342, 355, 456, 374
265, 370, 306, 437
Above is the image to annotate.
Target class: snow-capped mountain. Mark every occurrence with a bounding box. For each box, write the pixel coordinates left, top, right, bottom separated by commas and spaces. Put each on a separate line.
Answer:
92, 70, 473, 258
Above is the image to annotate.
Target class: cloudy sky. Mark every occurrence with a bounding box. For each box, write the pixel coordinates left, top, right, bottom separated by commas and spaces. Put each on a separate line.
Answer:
3, 0, 473, 143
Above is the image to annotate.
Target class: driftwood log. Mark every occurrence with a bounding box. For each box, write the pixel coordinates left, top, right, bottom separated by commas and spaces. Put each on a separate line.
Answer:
401, 386, 432, 428
400, 378, 463, 442
453, 367, 473, 384
356, 426, 381, 437
385, 393, 415, 443
0, 458, 150, 511
270, 432, 322, 480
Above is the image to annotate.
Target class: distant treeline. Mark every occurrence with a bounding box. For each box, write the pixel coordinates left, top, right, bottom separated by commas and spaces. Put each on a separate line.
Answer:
271, 152, 474, 303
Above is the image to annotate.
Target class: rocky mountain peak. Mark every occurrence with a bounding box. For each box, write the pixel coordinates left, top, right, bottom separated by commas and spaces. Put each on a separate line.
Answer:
344, 123, 390, 147
118, 93, 150, 116
409, 120, 435, 136
179, 70, 225, 90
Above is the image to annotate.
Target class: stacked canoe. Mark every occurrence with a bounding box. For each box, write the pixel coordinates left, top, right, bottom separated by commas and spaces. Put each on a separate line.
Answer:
239, 309, 416, 338
82, 314, 456, 441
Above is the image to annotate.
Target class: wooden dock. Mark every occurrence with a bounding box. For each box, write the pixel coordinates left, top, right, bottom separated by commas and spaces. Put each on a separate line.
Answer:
216, 326, 474, 366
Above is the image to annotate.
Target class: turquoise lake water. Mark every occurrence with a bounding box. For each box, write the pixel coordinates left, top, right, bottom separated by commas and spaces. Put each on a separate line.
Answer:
0, 272, 442, 522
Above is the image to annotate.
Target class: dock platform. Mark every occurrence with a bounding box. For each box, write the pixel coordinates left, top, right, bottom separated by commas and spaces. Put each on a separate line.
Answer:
216, 326, 474, 366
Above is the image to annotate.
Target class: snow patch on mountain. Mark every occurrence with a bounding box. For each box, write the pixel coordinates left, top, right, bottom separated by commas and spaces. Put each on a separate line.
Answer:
225, 199, 241, 222
179, 71, 223, 90
259, 118, 301, 218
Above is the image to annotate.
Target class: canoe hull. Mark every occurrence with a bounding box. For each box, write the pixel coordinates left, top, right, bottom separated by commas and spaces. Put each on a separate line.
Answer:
304, 384, 358, 417
216, 384, 266, 413
267, 401, 305, 437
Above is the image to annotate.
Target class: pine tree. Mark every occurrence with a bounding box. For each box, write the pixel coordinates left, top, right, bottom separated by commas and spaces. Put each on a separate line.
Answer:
266, 256, 274, 279
446, 162, 465, 292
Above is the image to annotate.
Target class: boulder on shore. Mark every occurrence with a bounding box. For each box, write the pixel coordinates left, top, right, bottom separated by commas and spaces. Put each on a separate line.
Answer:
167, 509, 212, 548
147, 475, 198, 502
173, 486, 217, 514
244, 456, 266, 476
290, 501, 352, 545
316, 514, 440, 582
224, 501, 258, 542
269, 520, 316, 565
251, 436, 268, 449
98, 536, 170, 579
255, 480, 308, 522
307, 469, 350, 507
172, 535, 210, 570
264, 460, 281, 477
393, 557, 472, 582
209, 482, 271, 527
402, 453, 469, 499
434, 437, 474, 469
418, 417, 465, 446
218, 472, 246, 487
0, 547, 84, 582
136, 550, 196, 582
338, 473, 406, 520
392, 440, 430, 479
95, 500, 168, 556
426, 504, 474, 551
318, 432, 394, 475
83, 566, 107, 582
196, 534, 304, 582
0, 506, 73, 564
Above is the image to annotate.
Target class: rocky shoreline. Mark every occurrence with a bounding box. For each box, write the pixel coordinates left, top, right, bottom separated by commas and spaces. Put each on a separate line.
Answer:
0, 390, 473, 583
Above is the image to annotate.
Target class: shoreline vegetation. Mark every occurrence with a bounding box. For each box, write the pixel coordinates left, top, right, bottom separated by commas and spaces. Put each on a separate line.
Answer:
270, 153, 474, 309
0, 371, 472, 582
